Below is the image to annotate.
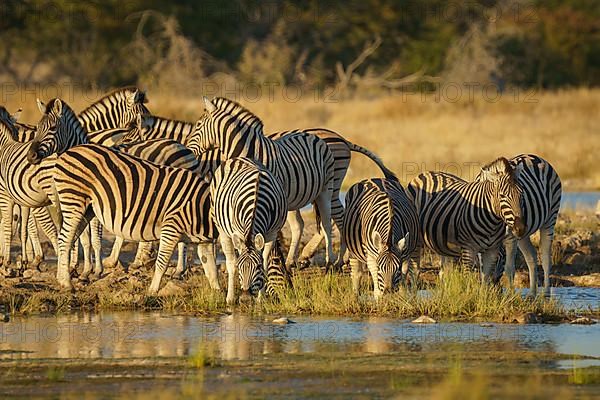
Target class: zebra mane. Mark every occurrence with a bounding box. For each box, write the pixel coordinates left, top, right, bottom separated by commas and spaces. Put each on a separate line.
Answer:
79, 86, 148, 115
0, 115, 17, 142
481, 157, 518, 180
211, 97, 264, 132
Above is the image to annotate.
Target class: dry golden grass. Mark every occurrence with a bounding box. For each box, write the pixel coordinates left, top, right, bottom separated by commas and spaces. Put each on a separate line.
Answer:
5, 87, 599, 190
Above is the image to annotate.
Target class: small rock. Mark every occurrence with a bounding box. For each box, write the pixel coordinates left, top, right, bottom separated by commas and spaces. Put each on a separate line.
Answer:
479, 323, 494, 327
570, 317, 596, 325
1, 314, 9, 323
272, 317, 295, 324
513, 312, 540, 324
157, 281, 185, 296
412, 315, 437, 324
22, 269, 43, 280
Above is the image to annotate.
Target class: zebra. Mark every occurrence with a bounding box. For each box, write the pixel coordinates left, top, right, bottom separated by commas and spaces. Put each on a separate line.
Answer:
120, 101, 395, 269
210, 157, 287, 304
264, 233, 293, 299
194, 97, 338, 270
103, 138, 209, 277
51, 143, 219, 293
343, 178, 418, 299
191, 97, 397, 269
407, 157, 526, 282
474, 154, 561, 295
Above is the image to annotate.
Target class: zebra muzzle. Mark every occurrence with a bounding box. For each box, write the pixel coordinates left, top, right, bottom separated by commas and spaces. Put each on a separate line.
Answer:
512, 217, 526, 238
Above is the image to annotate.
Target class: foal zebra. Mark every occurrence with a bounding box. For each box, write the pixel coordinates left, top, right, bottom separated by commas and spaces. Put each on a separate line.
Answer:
407, 157, 526, 281
343, 178, 418, 298
475, 154, 561, 294
194, 97, 337, 269
211, 157, 287, 304
52, 144, 219, 293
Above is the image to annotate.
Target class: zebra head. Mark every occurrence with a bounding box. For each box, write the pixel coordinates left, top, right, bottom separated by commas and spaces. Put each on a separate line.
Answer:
190, 97, 220, 154
480, 157, 526, 237
234, 232, 266, 301
372, 231, 409, 298
28, 98, 87, 164
0, 106, 19, 139
119, 113, 153, 144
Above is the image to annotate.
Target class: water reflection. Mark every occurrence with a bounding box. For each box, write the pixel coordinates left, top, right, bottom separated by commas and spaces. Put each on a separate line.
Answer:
0, 311, 598, 361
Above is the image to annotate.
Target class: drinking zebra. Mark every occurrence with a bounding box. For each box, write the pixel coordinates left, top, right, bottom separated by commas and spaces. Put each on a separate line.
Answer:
194, 97, 338, 270
211, 157, 287, 304
51, 144, 219, 293
475, 154, 561, 295
343, 178, 418, 298
407, 157, 525, 281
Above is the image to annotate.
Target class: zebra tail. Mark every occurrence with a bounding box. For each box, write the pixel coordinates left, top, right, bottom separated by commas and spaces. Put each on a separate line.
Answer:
313, 202, 322, 235
347, 141, 397, 181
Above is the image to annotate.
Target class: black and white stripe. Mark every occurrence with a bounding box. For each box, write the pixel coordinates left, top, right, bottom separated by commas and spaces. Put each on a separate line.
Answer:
407, 157, 525, 281
343, 178, 418, 298
193, 97, 338, 269
264, 233, 293, 299
51, 144, 219, 293
476, 154, 561, 294
210, 157, 287, 304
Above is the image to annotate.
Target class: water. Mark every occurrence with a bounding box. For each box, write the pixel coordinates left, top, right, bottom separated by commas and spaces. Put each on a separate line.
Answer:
561, 191, 600, 210
1, 287, 598, 362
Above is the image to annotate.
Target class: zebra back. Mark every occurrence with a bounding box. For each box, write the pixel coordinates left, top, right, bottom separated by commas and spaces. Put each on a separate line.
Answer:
407, 157, 524, 257
115, 139, 201, 172
78, 86, 150, 143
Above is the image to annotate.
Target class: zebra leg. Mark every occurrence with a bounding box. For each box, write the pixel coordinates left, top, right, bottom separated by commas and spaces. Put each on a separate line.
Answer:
57, 205, 92, 290
131, 242, 154, 269
259, 240, 275, 298
480, 247, 500, 284
90, 217, 103, 278
173, 242, 187, 279
219, 233, 238, 305
148, 226, 181, 295
349, 258, 363, 295
17, 206, 31, 272
198, 242, 220, 290
31, 207, 59, 256
79, 226, 95, 280
314, 188, 335, 271
104, 236, 124, 270
0, 194, 15, 267
27, 212, 44, 270
285, 210, 304, 268
503, 237, 519, 289
539, 227, 554, 296
366, 256, 382, 300
517, 236, 539, 296
404, 249, 421, 289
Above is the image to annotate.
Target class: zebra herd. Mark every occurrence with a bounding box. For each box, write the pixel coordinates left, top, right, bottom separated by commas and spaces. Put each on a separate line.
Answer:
0, 86, 562, 303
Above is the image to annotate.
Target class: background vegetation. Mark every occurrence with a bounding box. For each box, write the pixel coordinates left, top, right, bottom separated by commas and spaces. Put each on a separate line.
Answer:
1, 0, 598, 188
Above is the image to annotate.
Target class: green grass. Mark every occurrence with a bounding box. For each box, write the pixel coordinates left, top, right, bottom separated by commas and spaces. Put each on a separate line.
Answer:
0, 264, 577, 321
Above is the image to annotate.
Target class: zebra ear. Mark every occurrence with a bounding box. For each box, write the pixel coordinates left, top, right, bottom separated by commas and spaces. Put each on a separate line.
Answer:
11, 108, 22, 123
52, 99, 63, 117
397, 232, 409, 252
254, 233, 265, 250
132, 89, 148, 104
36, 98, 46, 114
372, 231, 383, 250
203, 97, 217, 113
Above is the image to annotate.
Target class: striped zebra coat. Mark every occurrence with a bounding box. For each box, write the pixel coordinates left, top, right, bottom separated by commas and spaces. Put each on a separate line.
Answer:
264, 233, 293, 299
51, 144, 219, 293
121, 100, 395, 269
104, 139, 210, 278
211, 157, 287, 304
407, 157, 526, 281
476, 154, 561, 294
194, 97, 338, 269
343, 178, 418, 298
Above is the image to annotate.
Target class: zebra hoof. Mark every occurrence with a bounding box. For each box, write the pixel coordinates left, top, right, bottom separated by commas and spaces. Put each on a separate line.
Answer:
297, 260, 311, 270
172, 271, 184, 280
90, 272, 102, 281
102, 258, 118, 270
29, 256, 43, 271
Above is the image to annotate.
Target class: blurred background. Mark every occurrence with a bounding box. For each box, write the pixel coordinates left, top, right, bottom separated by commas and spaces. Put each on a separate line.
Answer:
0, 0, 598, 190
